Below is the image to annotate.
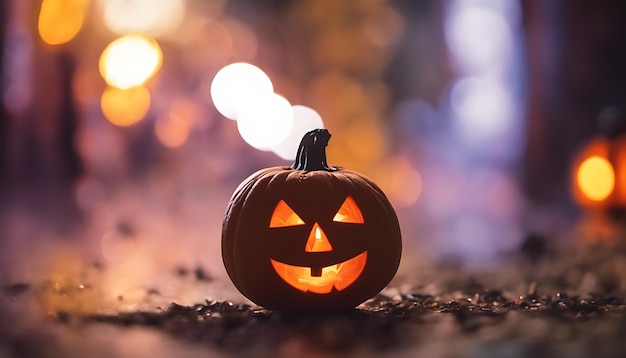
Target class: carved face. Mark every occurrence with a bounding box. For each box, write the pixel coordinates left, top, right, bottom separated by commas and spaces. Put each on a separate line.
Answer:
268, 196, 367, 294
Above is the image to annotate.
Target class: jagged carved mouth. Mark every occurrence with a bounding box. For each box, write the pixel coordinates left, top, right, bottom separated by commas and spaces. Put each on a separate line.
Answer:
270, 251, 367, 294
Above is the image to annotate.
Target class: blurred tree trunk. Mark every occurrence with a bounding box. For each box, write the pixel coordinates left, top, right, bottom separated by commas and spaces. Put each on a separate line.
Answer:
0, 0, 7, 187
4, 1, 82, 191
0, 0, 82, 226
523, 0, 626, 208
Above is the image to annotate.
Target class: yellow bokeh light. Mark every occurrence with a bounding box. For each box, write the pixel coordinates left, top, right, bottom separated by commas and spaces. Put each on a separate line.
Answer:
101, 86, 151, 126
38, 0, 87, 45
99, 35, 163, 89
577, 156, 615, 202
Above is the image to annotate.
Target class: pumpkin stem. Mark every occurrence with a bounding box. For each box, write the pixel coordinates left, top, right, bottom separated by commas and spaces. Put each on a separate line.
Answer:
292, 129, 337, 171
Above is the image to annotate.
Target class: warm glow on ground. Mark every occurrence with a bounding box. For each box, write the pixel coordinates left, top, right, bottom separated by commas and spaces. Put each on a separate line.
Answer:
270, 251, 367, 294
38, 0, 86, 45
577, 156, 615, 202
101, 86, 151, 126
99, 35, 163, 89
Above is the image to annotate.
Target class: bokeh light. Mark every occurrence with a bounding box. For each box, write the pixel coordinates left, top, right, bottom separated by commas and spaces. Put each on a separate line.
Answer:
38, 0, 87, 45
101, 86, 151, 126
445, 1, 515, 73
341, 119, 388, 168
236, 93, 294, 151
361, 5, 404, 48
155, 114, 191, 148
210, 63, 274, 120
99, 35, 163, 90
99, 0, 185, 37
377, 157, 422, 208
180, 21, 233, 70
222, 18, 259, 61
272, 105, 324, 160
451, 77, 515, 142
577, 156, 615, 202
306, 73, 366, 126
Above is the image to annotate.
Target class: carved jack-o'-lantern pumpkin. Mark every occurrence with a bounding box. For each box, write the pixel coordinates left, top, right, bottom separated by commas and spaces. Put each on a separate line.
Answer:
222, 129, 402, 311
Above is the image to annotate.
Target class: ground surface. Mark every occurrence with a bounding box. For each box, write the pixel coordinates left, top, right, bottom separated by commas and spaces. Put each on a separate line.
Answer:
2, 237, 626, 357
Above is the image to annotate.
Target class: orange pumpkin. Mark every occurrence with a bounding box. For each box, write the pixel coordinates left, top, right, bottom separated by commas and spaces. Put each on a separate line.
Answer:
222, 129, 402, 311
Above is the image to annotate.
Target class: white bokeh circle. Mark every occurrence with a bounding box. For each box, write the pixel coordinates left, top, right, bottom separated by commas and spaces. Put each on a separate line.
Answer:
236, 93, 294, 151
272, 105, 324, 160
210, 63, 274, 120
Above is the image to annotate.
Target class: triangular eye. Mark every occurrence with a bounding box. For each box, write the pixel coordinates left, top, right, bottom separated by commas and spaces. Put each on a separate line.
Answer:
269, 200, 305, 228
333, 196, 364, 224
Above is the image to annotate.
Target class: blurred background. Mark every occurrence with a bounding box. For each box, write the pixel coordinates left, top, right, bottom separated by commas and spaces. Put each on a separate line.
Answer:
1, 0, 626, 311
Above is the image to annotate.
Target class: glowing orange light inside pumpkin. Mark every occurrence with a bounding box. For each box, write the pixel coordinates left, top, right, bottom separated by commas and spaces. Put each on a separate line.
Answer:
305, 223, 333, 252
577, 156, 615, 202
333, 196, 365, 223
271, 252, 367, 294
269, 200, 305, 228
269, 196, 367, 293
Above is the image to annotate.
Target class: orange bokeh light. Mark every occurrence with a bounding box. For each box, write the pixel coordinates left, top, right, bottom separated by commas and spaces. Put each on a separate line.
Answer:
38, 0, 87, 45
577, 156, 615, 202
374, 157, 422, 208
100, 86, 151, 126
155, 114, 190, 148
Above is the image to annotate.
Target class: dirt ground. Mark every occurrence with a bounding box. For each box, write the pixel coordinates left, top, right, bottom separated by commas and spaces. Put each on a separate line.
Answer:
2, 238, 625, 358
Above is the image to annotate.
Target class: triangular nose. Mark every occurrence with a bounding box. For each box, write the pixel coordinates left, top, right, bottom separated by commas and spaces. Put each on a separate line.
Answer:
305, 223, 333, 252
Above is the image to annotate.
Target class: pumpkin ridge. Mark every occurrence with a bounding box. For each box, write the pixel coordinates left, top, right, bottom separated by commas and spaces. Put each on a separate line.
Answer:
230, 169, 288, 299
223, 167, 288, 298
341, 172, 402, 271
